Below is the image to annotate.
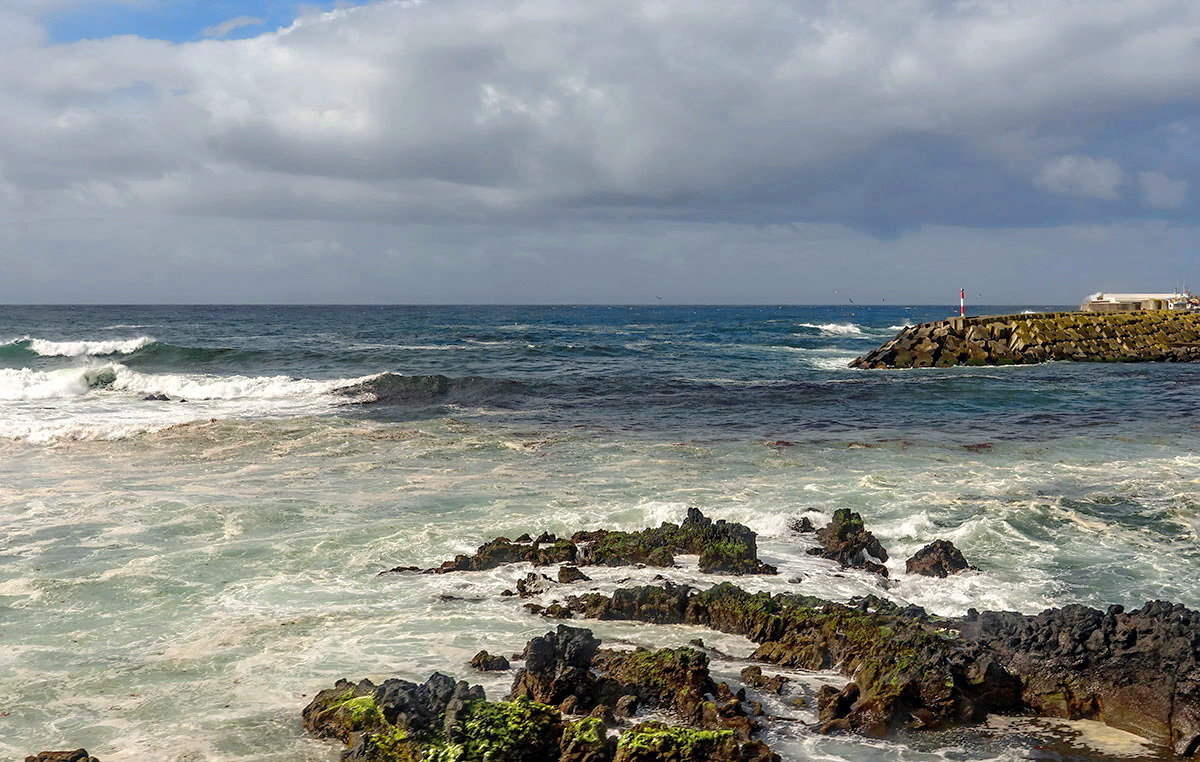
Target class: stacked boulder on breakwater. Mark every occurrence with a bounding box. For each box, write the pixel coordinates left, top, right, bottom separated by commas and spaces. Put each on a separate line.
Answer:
851, 311, 1200, 369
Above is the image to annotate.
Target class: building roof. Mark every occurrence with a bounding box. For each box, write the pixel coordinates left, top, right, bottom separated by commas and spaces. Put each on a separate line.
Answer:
1085, 292, 1186, 302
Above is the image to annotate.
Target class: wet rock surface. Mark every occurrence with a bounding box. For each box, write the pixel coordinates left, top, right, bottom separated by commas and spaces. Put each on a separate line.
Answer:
305, 624, 780, 761
382, 508, 776, 576
805, 509, 889, 576
559, 565, 592, 584
568, 582, 1018, 737
563, 580, 1200, 756
740, 666, 788, 695
957, 601, 1200, 756
470, 650, 511, 671
25, 753, 100, 762
905, 540, 978, 577
361, 508, 1200, 757
788, 517, 815, 534
517, 572, 555, 598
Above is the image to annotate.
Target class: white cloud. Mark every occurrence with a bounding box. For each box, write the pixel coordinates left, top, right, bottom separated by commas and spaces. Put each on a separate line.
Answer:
2, 0, 1200, 299
202, 16, 265, 39
3, 0, 1199, 226
1034, 155, 1124, 200
1138, 170, 1187, 209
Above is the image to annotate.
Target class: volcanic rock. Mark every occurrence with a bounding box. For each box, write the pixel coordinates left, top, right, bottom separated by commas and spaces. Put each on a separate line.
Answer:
740, 665, 788, 695
788, 517, 815, 534
305, 626, 781, 762
517, 572, 555, 598
905, 540, 978, 577
806, 509, 890, 576
470, 650, 511, 671
399, 508, 776, 576
558, 566, 592, 584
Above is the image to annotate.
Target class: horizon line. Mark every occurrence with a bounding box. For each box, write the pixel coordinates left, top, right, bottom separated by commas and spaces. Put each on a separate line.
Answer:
0, 302, 1074, 308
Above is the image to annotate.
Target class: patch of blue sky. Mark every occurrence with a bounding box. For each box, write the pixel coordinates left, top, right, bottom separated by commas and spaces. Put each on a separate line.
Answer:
45, 0, 369, 44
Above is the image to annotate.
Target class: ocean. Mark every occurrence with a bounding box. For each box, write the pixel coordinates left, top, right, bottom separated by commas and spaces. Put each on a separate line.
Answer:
2, 304, 1198, 761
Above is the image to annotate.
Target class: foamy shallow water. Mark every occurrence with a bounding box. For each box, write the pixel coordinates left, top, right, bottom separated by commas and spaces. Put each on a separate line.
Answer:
2, 305, 1198, 761
2, 416, 1197, 761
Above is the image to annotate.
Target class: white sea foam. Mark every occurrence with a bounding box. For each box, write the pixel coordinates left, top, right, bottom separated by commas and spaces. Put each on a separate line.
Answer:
0, 363, 360, 401
0, 364, 384, 441
804, 353, 860, 371
796, 322, 866, 337
0, 366, 117, 400
2, 335, 157, 356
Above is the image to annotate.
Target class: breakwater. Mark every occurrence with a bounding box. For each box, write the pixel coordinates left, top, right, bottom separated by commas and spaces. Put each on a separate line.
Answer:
851, 311, 1200, 369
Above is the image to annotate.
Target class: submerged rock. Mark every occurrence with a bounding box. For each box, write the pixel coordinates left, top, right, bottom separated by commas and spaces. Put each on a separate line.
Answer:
905, 540, 978, 577
25, 753, 99, 762
805, 509, 889, 576
517, 572, 555, 598
389, 509, 776, 577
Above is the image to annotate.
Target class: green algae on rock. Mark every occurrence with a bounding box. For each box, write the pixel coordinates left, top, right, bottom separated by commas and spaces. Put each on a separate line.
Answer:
305, 626, 781, 762
612, 723, 737, 762
565, 581, 1200, 757
569, 582, 1015, 737
804, 509, 890, 576
385, 508, 776, 576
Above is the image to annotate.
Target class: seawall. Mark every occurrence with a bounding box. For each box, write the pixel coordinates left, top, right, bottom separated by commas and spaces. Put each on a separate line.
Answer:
851, 311, 1200, 369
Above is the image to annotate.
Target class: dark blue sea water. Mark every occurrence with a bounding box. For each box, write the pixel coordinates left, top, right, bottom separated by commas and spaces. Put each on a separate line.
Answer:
4, 303, 1196, 441
1, 305, 1195, 762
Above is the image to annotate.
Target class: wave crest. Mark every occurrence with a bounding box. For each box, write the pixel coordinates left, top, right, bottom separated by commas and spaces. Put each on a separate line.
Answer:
0, 363, 359, 402
337, 373, 525, 405
795, 322, 866, 337
1, 336, 156, 357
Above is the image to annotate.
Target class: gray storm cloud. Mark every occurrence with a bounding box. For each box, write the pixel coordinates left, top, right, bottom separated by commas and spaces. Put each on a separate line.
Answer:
1, 0, 1199, 302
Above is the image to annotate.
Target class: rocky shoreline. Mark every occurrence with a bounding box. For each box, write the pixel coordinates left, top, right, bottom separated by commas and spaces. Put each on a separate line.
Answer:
851, 311, 1200, 368
28, 509, 1200, 761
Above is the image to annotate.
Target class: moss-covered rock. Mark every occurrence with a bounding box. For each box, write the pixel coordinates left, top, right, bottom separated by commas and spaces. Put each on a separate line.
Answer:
805, 509, 889, 576
428, 697, 563, 762
305, 647, 780, 761
392, 509, 775, 577
303, 678, 388, 742
612, 723, 737, 762
595, 646, 714, 725
559, 718, 614, 762
568, 582, 1020, 737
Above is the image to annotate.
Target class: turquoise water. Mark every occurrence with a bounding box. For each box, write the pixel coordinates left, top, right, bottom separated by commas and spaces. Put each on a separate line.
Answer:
1, 305, 1197, 761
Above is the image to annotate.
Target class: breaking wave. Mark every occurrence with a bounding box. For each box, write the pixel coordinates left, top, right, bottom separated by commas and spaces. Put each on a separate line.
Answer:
1, 336, 156, 357
794, 322, 867, 337
0, 364, 359, 402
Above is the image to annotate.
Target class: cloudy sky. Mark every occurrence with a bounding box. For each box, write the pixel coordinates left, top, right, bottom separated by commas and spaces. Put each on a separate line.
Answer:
2, 0, 1199, 303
